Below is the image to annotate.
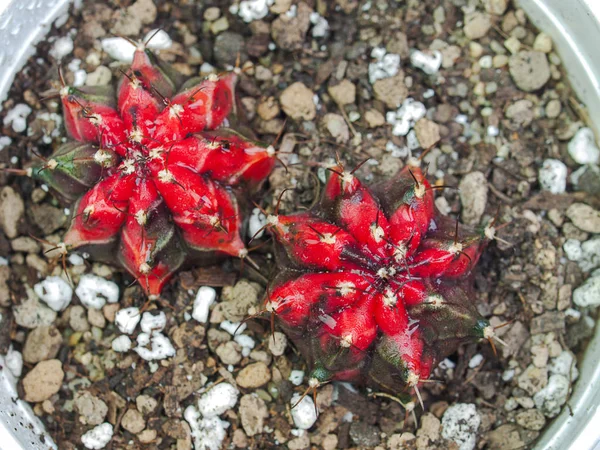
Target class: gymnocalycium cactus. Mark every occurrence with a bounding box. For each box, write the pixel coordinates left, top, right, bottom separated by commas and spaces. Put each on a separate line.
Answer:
262, 162, 503, 404
25, 44, 276, 297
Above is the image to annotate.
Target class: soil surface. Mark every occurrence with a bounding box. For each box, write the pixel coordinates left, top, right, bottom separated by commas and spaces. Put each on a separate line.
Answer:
1, 0, 599, 449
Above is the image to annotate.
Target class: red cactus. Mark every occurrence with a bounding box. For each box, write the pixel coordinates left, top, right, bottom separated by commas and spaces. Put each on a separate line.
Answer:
28, 46, 276, 297
265, 163, 502, 401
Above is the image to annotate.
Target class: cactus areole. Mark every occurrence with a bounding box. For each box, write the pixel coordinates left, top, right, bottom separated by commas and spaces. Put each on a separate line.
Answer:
266, 164, 502, 395
29, 46, 276, 297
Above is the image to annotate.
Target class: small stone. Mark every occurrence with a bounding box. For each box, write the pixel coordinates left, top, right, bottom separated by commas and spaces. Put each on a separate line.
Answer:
236, 362, 271, 388
0, 186, 24, 238
533, 374, 570, 417
214, 32, 246, 67
506, 99, 534, 127
566, 203, 600, 233
531, 311, 565, 335
546, 99, 562, 118
256, 96, 280, 121
487, 424, 524, 449
210, 16, 230, 34
122, 409, 146, 434
517, 364, 548, 395
22, 359, 64, 402
74, 392, 108, 426
28, 203, 66, 235
280, 82, 316, 121
459, 171, 488, 226
271, 2, 312, 51
349, 421, 381, 447
136, 395, 159, 416
573, 273, 600, 307
23, 326, 63, 363
373, 72, 408, 109
70, 305, 91, 332
365, 109, 385, 128
322, 113, 350, 143
568, 128, 600, 164
13, 295, 57, 329
483, 0, 508, 15
539, 159, 567, 194
464, 12, 492, 40
88, 308, 106, 328
204, 7, 221, 21
328, 79, 356, 105
268, 331, 287, 356
221, 280, 259, 323
138, 429, 157, 444
11, 236, 40, 253
239, 394, 269, 436
441, 403, 480, 450
216, 341, 243, 365
414, 118, 440, 149
416, 413, 441, 446
322, 434, 338, 450
509, 51, 551, 92
86, 66, 112, 86
533, 32, 553, 53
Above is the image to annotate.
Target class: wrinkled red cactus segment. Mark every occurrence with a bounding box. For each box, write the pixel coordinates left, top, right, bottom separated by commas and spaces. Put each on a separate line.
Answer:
30, 46, 276, 296
267, 164, 495, 392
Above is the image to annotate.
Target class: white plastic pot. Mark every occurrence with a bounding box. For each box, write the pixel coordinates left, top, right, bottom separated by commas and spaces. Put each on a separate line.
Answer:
0, 0, 599, 449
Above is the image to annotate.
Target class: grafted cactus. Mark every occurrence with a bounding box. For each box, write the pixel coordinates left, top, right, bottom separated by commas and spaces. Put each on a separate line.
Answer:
264, 163, 502, 401
27, 45, 276, 296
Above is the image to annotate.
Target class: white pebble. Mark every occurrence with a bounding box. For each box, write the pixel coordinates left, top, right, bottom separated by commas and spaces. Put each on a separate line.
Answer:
539, 159, 567, 194
533, 374, 570, 417
140, 311, 167, 334
220, 320, 246, 336
0, 136, 12, 150
573, 273, 600, 307
134, 332, 176, 360
234, 334, 255, 357
479, 55, 493, 69
101, 37, 136, 63
34, 276, 73, 311
468, 354, 483, 368
75, 274, 119, 309
578, 237, 600, 271
3, 103, 32, 133
568, 127, 600, 164
185, 406, 228, 450
144, 29, 172, 50
115, 307, 141, 335
81, 423, 113, 449
387, 98, 427, 137
111, 335, 132, 353
310, 12, 330, 38
410, 49, 443, 75
0, 257, 8, 266
192, 286, 217, 323
49, 36, 74, 60
487, 125, 499, 137
248, 208, 267, 239
237, 0, 274, 23
5, 346, 23, 378
441, 403, 481, 450
68, 253, 85, 266
549, 351, 579, 381
368, 47, 401, 84
288, 370, 305, 386
290, 393, 317, 429
563, 239, 582, 261
198, 383, 239, 417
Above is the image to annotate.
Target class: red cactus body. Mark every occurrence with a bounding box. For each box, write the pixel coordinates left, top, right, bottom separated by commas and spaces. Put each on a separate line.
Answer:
266, 164, 500, 396
30, 47, 276, 296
